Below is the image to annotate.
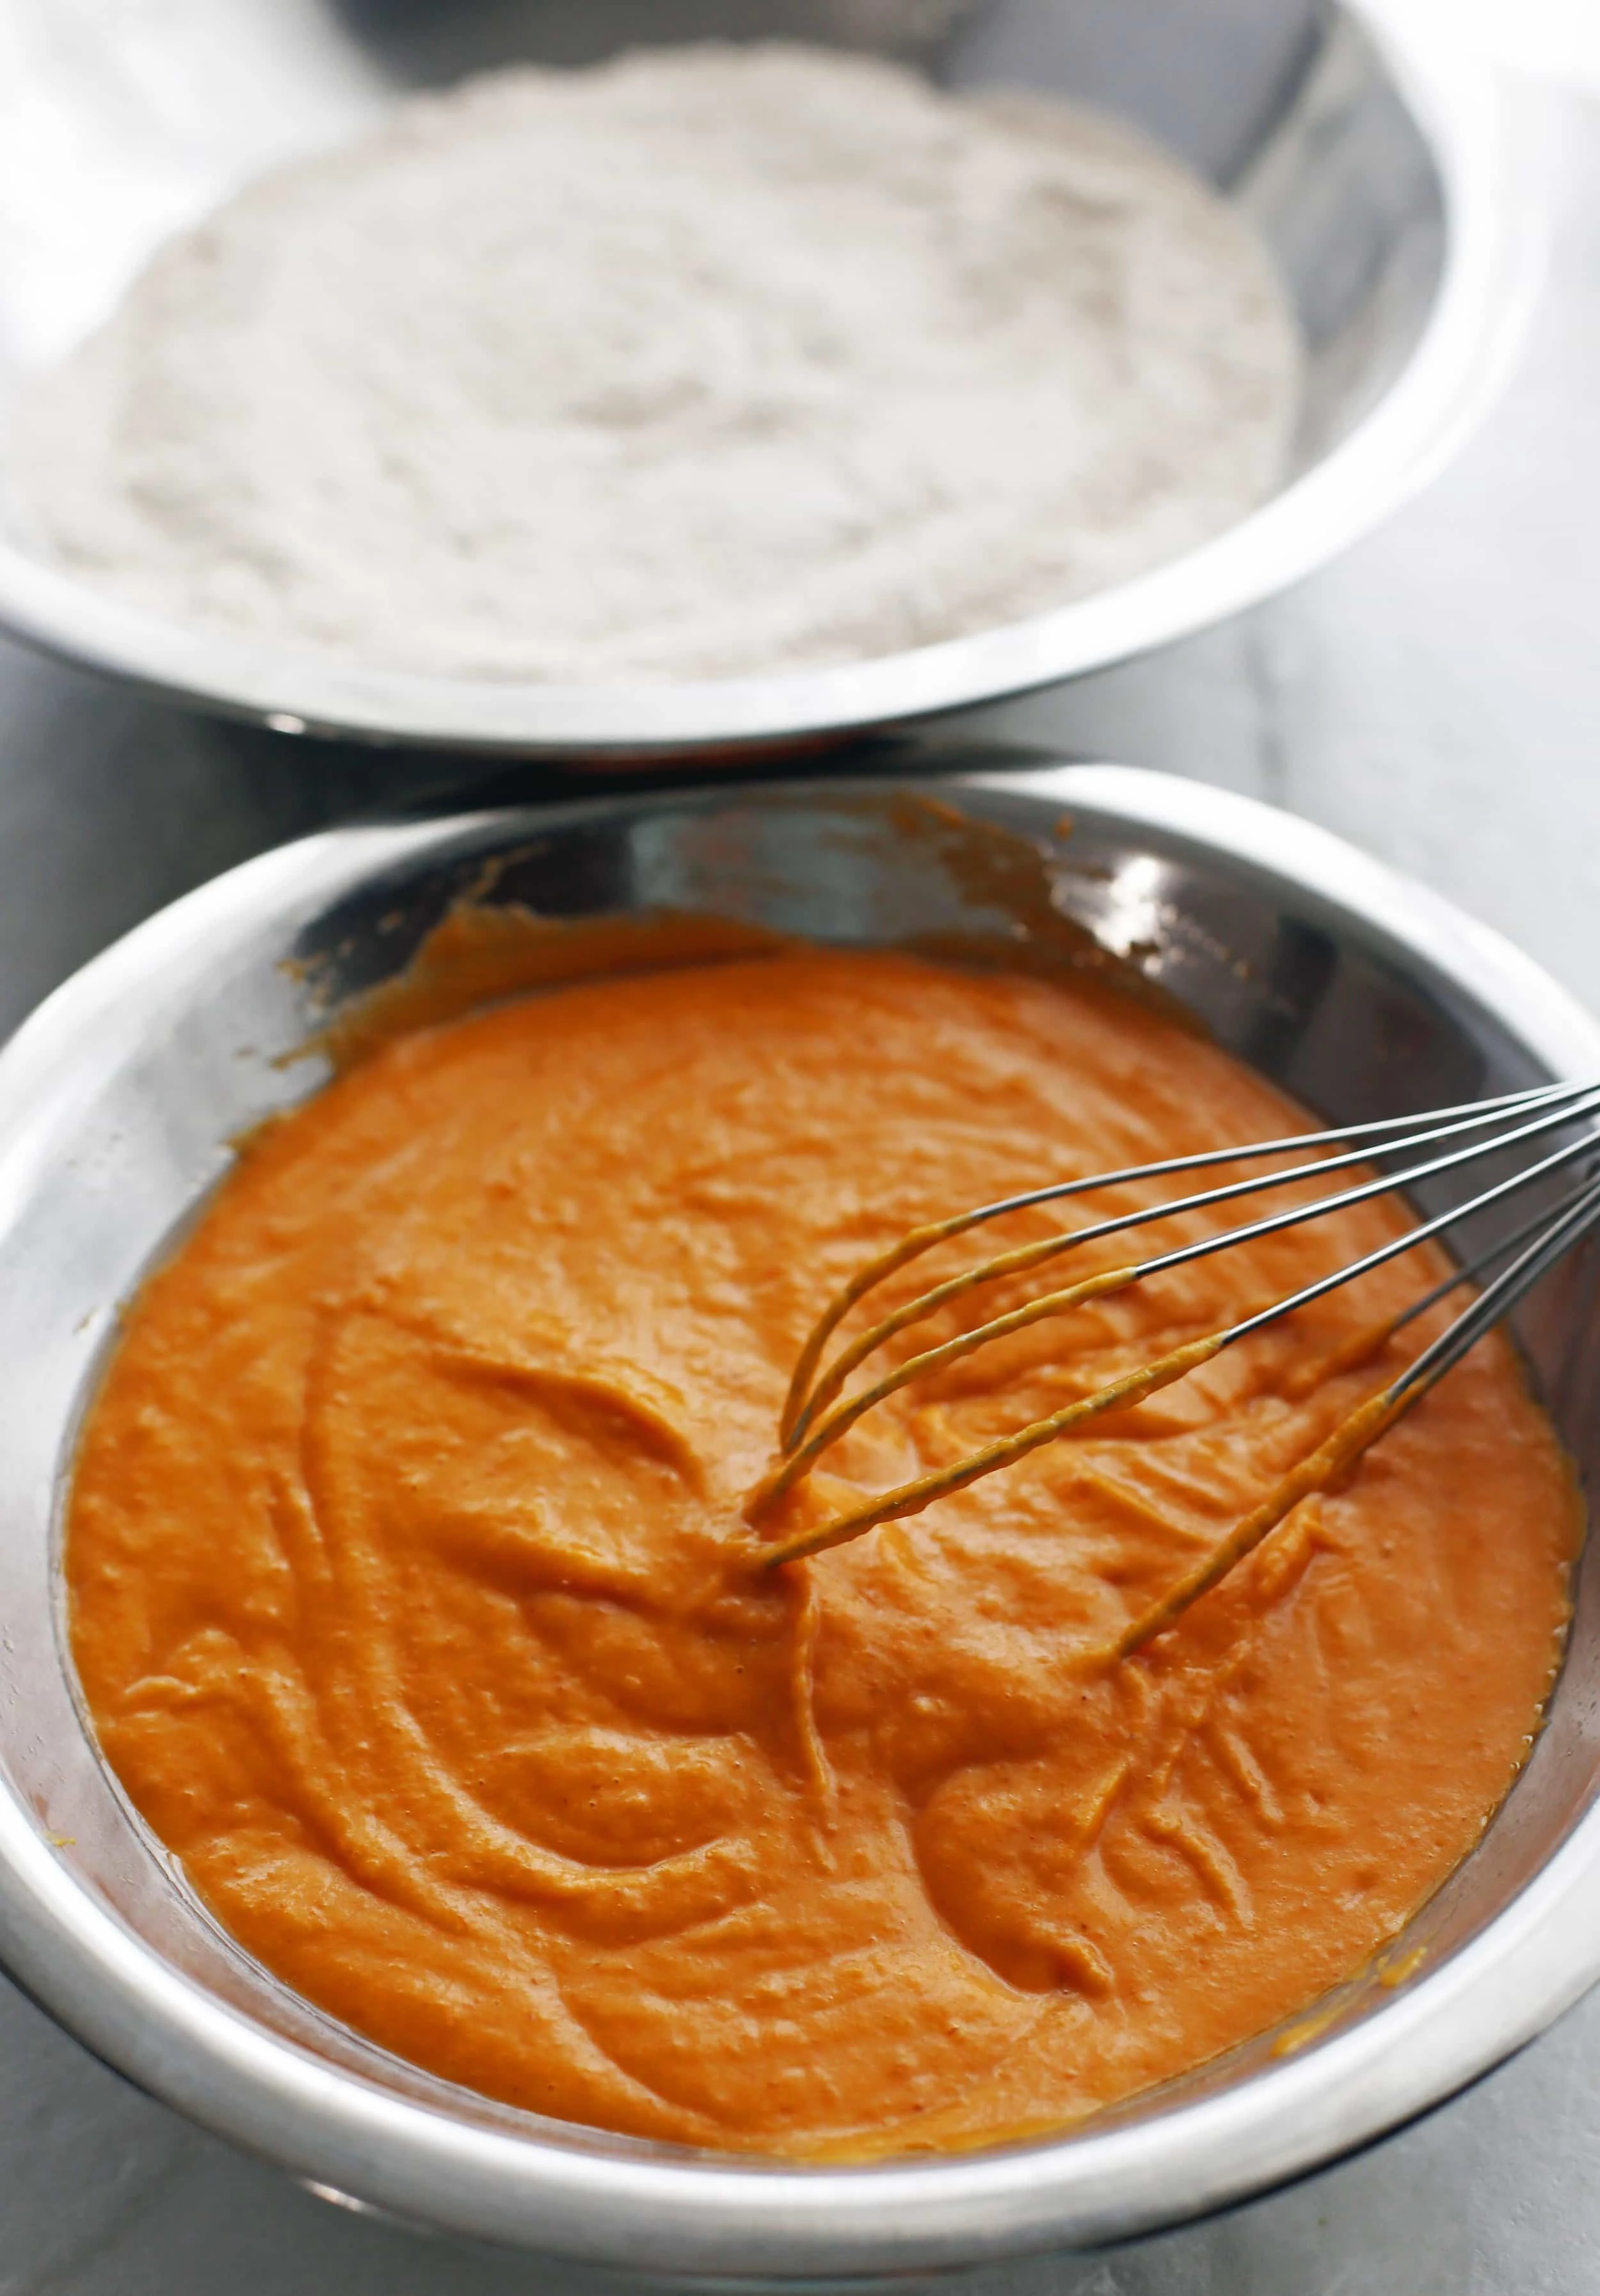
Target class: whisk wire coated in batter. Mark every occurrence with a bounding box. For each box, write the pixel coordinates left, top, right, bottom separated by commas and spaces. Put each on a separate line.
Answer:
747, 1080, 1600, 1653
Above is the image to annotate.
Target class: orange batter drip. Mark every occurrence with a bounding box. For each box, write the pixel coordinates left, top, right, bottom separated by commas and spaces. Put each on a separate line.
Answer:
66, 949, 1576, 2156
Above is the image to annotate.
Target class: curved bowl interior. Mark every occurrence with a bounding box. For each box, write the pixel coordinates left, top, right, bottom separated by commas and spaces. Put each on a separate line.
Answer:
0, 765, 1597, 2277
0, 0, 1514, 753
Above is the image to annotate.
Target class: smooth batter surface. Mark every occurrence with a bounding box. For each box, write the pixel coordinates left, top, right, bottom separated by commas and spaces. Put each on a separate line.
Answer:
66, 951, 1576, 2156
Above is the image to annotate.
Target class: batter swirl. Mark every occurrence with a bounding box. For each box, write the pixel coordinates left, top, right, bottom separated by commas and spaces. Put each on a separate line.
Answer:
67, 950, 1576, 2155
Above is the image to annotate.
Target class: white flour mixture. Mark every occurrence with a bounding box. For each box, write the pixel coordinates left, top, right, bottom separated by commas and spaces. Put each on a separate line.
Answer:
12, 45, 1300, 683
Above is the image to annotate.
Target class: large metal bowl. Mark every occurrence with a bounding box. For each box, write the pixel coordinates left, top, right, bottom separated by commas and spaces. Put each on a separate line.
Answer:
0, 0, 1546, 756
0, 762, 1596, 2279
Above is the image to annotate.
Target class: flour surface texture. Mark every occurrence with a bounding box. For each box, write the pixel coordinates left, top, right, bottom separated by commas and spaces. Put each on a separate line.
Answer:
13, 46, 1300, 684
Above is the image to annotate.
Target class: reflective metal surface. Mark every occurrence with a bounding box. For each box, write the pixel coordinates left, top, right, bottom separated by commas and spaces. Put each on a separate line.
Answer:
0, 0, 1546, 755
0, 765, 1595, 2279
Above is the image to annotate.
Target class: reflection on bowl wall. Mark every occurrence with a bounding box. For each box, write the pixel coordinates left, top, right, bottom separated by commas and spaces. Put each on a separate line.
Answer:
0, 0, 1542, 753
0, 761, 1596, 2280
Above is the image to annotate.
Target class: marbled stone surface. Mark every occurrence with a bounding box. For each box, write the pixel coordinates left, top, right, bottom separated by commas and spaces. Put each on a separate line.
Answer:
0, 82, 1595, 2296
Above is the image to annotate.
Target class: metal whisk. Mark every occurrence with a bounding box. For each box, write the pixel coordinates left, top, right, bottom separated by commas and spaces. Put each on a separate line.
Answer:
744, 1079, 1600, 1660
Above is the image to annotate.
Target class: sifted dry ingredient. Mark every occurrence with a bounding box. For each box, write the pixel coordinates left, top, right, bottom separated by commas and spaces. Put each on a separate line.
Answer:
12, 45, 1300, 682
66, 950, 1575, 2158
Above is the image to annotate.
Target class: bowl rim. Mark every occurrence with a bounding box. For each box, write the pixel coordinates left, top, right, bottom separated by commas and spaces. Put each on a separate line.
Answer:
0, 0, 1551, 757
0, 762, 1598, 2274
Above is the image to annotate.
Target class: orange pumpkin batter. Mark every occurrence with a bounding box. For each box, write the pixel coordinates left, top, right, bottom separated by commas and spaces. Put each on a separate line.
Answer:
65, 947, 1576, 2156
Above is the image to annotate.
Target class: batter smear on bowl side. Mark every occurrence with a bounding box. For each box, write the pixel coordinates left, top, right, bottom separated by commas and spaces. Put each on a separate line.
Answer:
65, 949, 1575, 2156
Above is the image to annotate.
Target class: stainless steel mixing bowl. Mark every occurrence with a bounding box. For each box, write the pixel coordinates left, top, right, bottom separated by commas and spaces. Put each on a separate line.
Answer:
0, 762, 1596, 2279
0, 0, 1546, 756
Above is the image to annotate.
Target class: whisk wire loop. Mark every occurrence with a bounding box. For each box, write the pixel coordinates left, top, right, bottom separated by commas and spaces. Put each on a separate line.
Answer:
782, 1081, 1600, 1451
751, 1080, 1600, 1624
776, 1079, 1583, 1447
755, 1083, 1600, 1528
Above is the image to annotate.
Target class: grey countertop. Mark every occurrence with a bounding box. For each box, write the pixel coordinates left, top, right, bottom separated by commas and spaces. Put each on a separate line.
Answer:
1, 83, 1596, 2296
